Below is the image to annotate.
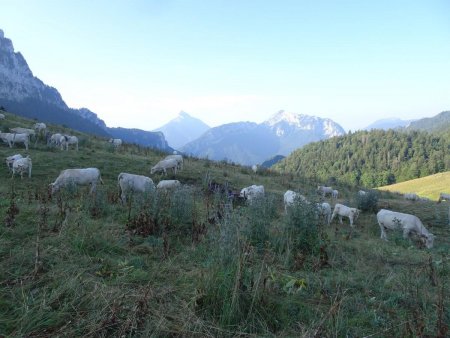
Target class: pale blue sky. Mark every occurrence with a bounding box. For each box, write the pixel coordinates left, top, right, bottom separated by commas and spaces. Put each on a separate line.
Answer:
1, 0, 449, 131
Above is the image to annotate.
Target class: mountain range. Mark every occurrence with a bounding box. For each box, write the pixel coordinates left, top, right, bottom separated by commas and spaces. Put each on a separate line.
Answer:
181, 110, 345, 165
0, 29, 170, 150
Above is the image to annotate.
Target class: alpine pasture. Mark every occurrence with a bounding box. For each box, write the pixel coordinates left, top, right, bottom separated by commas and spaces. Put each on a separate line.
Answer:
0, 111, 449, 337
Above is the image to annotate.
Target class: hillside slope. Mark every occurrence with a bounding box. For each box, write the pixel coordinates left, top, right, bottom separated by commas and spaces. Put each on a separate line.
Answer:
406, 110, 450, 133
1, 111, 449, 337
378, 171, 450, 201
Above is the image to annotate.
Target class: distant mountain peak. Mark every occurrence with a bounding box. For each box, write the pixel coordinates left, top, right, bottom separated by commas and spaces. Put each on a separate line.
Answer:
154, 111, 210, 149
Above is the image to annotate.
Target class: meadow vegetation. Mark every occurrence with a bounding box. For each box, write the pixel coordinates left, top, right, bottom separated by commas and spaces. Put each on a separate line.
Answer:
0, 111, 449, 337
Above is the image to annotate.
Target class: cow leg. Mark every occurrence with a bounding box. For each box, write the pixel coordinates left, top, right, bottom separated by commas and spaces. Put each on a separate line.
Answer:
379, 222, 388, 241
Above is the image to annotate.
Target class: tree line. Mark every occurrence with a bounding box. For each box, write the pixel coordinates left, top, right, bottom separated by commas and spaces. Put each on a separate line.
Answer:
274, 129, 450, 188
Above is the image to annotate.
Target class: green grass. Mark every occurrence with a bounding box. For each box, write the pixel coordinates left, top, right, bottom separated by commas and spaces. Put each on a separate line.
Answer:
378, 171, 450, 201
1, 110, 449, 337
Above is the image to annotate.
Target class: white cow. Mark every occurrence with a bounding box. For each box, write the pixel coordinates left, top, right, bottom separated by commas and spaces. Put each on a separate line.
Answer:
49, 133, 63, 146
10, 127, 35, 138
283, 190, 307, 213
151, 158, 178, 175
12, 156, 32, 179
252, 164, 258, 174
316, 202, 332, 225
332, 189, 339, 199
156, 180, 181, 190
0, 132, 13, 147
164, 154, 183, 170
376, 209, 435, 249
118, 172, 155, 203
358, 190, 367, 196
109, 138, 122, 147
12, 133, 30, 150
240, 185, 265, 203
437, 193, 450, 203
60, 135, 79, 151
404, 193, 419, 201
50, 168, 103, 195
1, 133, 30, 150
5, 154, 23, 172
34, 122, 46, 133
0, 113, 5, 119
317, 185, 333, 197
331, 203, 360, 227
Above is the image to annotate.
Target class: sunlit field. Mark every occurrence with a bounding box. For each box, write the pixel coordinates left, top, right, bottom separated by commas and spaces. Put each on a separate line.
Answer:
378, 172, 450, 201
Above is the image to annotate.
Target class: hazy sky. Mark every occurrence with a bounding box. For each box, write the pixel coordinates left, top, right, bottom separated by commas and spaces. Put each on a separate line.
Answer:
1, 0, 449, 131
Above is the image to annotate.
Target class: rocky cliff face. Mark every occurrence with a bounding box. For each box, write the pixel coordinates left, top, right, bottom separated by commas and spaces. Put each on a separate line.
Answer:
0, 29, 170, 150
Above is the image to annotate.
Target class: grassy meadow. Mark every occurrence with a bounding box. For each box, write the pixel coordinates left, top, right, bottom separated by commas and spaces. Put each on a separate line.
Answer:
378, 172, 450, 201
0, 111, 449, 337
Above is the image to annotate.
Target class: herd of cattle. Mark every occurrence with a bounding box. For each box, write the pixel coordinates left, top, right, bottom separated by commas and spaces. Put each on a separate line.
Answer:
0, 116, 444, 250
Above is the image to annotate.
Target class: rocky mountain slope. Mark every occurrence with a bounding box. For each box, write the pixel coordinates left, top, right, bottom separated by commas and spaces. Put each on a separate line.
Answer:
0, 29, 169, 150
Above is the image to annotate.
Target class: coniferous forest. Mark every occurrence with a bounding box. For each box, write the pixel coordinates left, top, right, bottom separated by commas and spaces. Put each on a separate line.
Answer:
274, 129, 450, 188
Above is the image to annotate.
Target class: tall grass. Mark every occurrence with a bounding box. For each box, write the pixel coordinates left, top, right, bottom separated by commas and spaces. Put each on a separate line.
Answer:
1, 111, 449, 336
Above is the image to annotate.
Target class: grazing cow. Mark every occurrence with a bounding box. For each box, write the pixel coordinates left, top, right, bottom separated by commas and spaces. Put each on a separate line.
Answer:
10, 127, 35, 138
437, 193, 450, 203
164, 154, 183, 170
0, 132, 13, 147
12, 133, 30, 150
252, 164, 258, 174
5, 154, 23, 172
240, 185, 265, 203
283, 190, 307, 213
331, 203, 360, 227
12, 156, 32, 179
332, 189, 339, 199
34, 122, 46, 133
317, 185, 333, 197
109, 138, 122, 147
49, 133, 63, 146
376, 209, 435, 249
316, 202, 332, 225
50, 168, 103, 195
1, 133, 30, 150
157, 179, 181, 190
404, 193, 419, 201
0, 113, 5, 119
60, 135, 79, 151
151, 158, 178, 175
118, 172, 155, 203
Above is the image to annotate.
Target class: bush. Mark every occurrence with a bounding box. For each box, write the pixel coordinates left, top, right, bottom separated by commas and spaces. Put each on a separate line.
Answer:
356, 190, 379, 212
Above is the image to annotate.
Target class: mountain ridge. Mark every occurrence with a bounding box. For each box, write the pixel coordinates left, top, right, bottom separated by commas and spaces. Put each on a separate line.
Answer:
182, 110, 345, 165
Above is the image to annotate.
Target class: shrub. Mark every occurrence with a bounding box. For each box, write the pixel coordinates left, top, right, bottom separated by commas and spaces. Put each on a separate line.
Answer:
356, 190, 379, 212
